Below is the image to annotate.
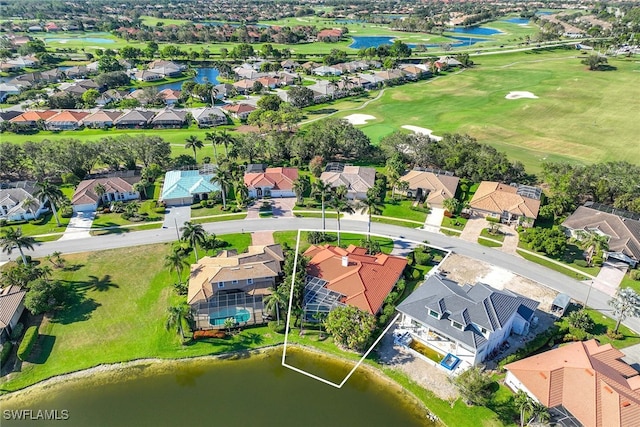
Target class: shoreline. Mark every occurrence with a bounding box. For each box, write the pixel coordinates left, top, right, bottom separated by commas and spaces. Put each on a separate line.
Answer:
0, 343, 435, 422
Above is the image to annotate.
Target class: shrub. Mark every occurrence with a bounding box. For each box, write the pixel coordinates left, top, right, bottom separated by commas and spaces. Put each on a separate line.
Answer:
307, 231, 325, 244
574, 259, 588, 268
631, 270, 640, 281
606, 328, 624, 340
193, 329, 226, 339
60, 207, 73, 218
498, 326, 559, 369
154, 207, 166, 214
200, 200, 208, 208
591, 256, 604, 267
61, 172, 80, 185
17, 326, 39, 361
414, 251, 433, 266
268, 320, 286, 334
0, 342, 12, 366
486, 216, 501, 223
0, 219, 6, 227
10, 322, 24, 341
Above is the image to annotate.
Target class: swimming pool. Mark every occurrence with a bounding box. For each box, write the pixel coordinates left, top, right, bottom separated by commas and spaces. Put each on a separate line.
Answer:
209, 307, 251, 326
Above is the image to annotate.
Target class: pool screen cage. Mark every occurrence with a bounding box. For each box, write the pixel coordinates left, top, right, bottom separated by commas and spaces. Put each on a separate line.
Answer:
192, 292, 268, 330
303, 276, 345, 322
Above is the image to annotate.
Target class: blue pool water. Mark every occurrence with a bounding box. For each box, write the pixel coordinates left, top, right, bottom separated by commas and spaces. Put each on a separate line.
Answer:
440, 353, 461, 371
45, 37, 115, 43
210, 307, 251, 326
504, 18, 531, 25
349, 35, 489, 49
152, 67, 220, 92
449, 26, 502, 36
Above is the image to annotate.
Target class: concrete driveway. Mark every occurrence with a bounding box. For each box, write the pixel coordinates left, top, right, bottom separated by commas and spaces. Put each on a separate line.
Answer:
271, 197, 296, 218
59, 211, 95, 240
424, 207, 445, 233
459, 215, 487, 242
590, 261, 627, 296
162, 206, 192, 236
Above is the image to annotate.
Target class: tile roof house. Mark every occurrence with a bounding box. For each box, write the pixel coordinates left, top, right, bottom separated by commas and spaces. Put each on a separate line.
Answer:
304, 244, 407, 315
505, 339, 640, 427
213, 83, 235, 99
223, 103, 256, 120
232, 79, 256, 94
45, 110, 89, 130
114, 110, 156, 128
398, 169, 460, 207
313, 65, 342, 76
320, 165, 377, 200
9, 110, 57, 129
317, 28, 343, 42
0, 181, 49, 221
562, 204, 640, 268
82, 110, 123, 128
0, 285, 27, 342
244, 167, 299, 198
71, 176, 141, 212
158, 88, 182, 105
160, 170, 220, 206
397, 274, 539, 367
192, 107, 227, 127
133, 70, 163, 82
151, 109, 187, 128
469, 181, 542, 226
96, 89, 128, 106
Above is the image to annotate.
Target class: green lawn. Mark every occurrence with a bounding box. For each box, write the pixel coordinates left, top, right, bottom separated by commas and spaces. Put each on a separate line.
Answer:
620, 272, 640, 294
190, 204, 242, 218
0, 212, 69, 237
478, 238, 503, 248
518, 240, 600, 277
441, 216, 468, 231
558, 308, 640, 349
191, 213, 247, 224
516, 249, 590, 281
480, 228, 505, 242
380, 200, 427, 223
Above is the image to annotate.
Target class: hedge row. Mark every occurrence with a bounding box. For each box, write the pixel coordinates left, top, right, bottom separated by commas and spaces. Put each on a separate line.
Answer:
17, 326, 39, 361
498, 326, 559, 370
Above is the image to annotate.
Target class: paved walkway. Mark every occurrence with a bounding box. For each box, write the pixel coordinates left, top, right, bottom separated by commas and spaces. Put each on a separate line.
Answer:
423, 207, 445, 233
251, 231, 275, 246
459, 215, 487, 243
498, 225, 520, 255
58, 211, 95, 240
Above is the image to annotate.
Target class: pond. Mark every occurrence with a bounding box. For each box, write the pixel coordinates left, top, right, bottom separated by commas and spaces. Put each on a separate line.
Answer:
152, 67, 220, 92
0, 348, 434, 427
448, 26, 502, 36
44, 37, 115, 44
503, 18, 531, 25
349, 35, 490, 50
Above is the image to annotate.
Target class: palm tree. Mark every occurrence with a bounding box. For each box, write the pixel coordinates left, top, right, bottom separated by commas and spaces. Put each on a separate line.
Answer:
124, 201, 140, 218
394, 180, 409, 200
235, 181, 249, 209
223, 317, 235, 335
608, 288, 640, 334
201, 231, 223, 256
34, 179, 63, 227
576, 230, 609, 265
442, 197, 460, 215
133, 179, 149, 199
292, 176, 310, 204
0, 227, 36, 265
334, 184, 348, 201
514, 390, 535, 427
204, 131, 220, 164
264, 285, 288, 325
184, 135, 204, 163
211, 167, 232, 209
219, 130, 234, 158
527, 402, 549, 426
180, 221, 206, 262
94, 183, 106, 206
312, 180, 333, 231
331, 197, 354, 246
22, 196, 39, 219
166, 303, 192, 343
359, 188, 384, 238
164, 248, 189, 286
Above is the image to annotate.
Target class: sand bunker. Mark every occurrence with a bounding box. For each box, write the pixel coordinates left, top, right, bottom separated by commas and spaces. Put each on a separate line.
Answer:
401, 125, 443, 141
505, 91, 538, 100
344, 114, 376, 125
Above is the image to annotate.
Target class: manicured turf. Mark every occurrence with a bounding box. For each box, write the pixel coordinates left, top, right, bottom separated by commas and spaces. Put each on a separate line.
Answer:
380, 200, 427, 223
558, 308, 640, 349
516, 249, 590, 281
480, 228, 505, 242
332, 49, 640, 174
478, 238, 503, 248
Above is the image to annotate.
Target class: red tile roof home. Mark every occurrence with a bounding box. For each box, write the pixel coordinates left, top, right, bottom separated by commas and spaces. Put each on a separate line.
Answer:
158, 88, 181, 101
505, 340, 640, 427
244, 167, 298, 191
317, 28, 343, 41
45, 110, 89, 124
223, 103, 257, 115
71, 176, 140, 206
10, 110, 57, 123
233, 79, 255, 90
470, 181, 541, 219
304, 245, 407, 314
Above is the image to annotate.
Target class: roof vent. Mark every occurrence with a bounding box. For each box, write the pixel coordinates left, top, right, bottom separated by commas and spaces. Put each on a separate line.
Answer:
342, 256, 349, 267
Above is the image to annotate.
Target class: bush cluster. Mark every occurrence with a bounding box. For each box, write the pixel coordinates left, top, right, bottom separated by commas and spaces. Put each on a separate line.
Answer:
631, 270, 640, 281
0, 342, 12, 366
17, 326, 39, 361
268, 321, 286, 334
498, 326, 559, 369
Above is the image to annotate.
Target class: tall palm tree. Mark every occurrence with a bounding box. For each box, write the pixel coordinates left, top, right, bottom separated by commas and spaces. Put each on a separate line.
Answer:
442, 197, 460, 215
235, 181, 249, 209
184, 135, 204, 163
219, 130, 234, 158
211, 167, 232, 209
94, 183, 107, 206
514, 390, 535, 427
576, 230, 609, 265
34, 179, 63, 227
180, 221, 206, 262
22, 196, 39, 218
133, 179, 149, 199
292, 176, 310, 204
312, 180, 333, 231
264, 285, 288, 325
331, 197, 354, 246
334, 184, 348, 201
359, 188, 384, 238
204, 131, 220, 164
164, 248, 189, 286
0, 227, 36, 265
608, 288, 640, 334
166, 303, 192, 343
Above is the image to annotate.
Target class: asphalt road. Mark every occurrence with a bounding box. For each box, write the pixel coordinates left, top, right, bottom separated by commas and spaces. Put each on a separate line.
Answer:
4, 217, 638, 333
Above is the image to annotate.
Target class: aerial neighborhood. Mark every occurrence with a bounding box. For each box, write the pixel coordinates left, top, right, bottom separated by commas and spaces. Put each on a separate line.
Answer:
1, 0, 640, 425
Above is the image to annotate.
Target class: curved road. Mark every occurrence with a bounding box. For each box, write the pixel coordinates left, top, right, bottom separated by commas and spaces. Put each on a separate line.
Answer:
4, 217, 637, 333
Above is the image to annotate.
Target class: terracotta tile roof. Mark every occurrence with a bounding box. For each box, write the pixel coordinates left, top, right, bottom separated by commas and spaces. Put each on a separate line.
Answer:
233, 79, 255, 89
158, 88, 181, 100
10, 110, 57, 122
470, 181, 541, 219
71, 176, 140, 206
187, 245, 284, 305
304, 244, 407, 314
244, 167, 298, 191
320, 166, 376, 197
45, 110, 89, 123
505, 340, 640, 427
223, 103, 256, 115
0, 285, 26, 328
399, 170, 460, 206
562, 206, 640, 262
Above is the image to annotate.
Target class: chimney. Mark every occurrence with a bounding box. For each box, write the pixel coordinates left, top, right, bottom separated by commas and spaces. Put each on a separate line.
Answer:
341, 256, 349, 267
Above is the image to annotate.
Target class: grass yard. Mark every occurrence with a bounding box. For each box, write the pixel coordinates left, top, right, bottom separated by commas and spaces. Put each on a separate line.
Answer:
558, 308, 640, 349
480, 228, 505, 242
191, 213, 247, 224
380, 200, 428, 223
620, 272, 640, 294
333, 49, 640, 174
516, 249, 590, 281
518, 240, 600, 277
0, 212, 69, 237
478, 238, 503, 248
441, 216, 468, 231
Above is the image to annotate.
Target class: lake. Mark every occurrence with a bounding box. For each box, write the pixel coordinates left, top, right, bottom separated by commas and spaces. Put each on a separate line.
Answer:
503, 18, 531, 25
153, 67, 220, 92
449, 26, 502, 36
0, 349, 433, 427
349, 35, 489, 49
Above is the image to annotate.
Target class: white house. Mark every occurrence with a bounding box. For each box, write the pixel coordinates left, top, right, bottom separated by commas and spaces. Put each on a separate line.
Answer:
243, 167, 299, 198
71, 176, 141, 212
0, 182, 49, 221
396, 274, 539, 367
